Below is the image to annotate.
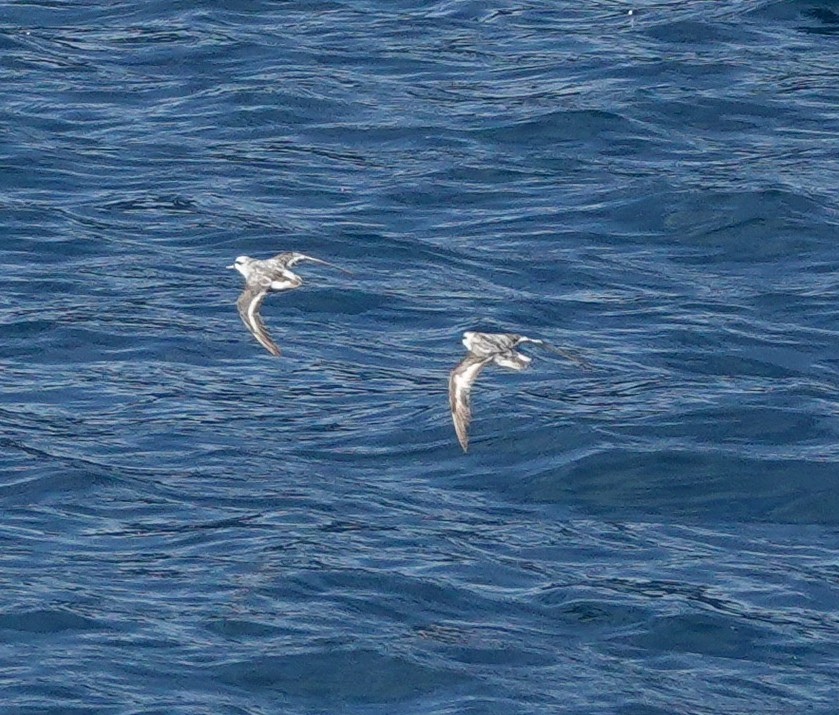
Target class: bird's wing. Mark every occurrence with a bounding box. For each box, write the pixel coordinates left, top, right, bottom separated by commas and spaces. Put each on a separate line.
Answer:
281, 252, 305, 267
284, 252, 350, 274
464, 332, 520, 356
448, 353, 492, 452
544, 343, 592, 370
493, 350, 531, 370
236, 285, 281, 356
262, 254, 318, 290
518, 336, 591, 369
492, 333, 522, 351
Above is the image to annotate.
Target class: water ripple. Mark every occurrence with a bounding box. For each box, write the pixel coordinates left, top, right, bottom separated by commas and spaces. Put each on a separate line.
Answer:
2, 0, 839, 712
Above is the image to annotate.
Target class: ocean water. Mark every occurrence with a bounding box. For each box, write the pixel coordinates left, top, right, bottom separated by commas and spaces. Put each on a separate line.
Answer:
2, 0, 839, 712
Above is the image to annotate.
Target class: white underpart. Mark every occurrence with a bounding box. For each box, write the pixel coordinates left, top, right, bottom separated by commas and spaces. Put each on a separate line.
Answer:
454, 362, 484, 406
453, 362, 481, 396
246, 293, 261, 330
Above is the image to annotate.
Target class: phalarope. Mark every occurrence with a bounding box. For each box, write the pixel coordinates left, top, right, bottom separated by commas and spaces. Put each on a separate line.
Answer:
449, 331, 589, 451
228, 252, 347, 356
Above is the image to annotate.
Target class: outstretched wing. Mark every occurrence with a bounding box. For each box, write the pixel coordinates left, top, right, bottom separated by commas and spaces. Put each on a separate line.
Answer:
448, 353, 492, 452
282, 252, 350, 274
236, 285, 281, 356
269, 252, 296, 268
543, 343, 592, 370
493, 350, 531, 370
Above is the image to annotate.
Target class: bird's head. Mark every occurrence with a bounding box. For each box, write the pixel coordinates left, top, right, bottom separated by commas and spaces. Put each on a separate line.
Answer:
227, 255, 252, 277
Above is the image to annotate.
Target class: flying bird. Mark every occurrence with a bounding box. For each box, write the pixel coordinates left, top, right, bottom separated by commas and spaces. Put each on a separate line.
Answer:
448, 331, 589, 452
228, 251, 347, 356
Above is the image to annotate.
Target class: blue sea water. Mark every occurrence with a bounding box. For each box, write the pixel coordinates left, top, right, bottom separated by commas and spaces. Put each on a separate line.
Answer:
2, 0, 839, 712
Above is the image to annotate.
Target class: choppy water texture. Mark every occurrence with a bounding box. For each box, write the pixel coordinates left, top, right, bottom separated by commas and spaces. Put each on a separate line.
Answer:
2, 1, 839, 713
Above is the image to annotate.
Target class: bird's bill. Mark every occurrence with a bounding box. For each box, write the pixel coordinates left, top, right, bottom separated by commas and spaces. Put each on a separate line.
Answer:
226, 264, 236, 269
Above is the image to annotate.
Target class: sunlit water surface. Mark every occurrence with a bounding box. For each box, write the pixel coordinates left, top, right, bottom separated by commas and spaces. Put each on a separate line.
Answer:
2, 1, 839, 713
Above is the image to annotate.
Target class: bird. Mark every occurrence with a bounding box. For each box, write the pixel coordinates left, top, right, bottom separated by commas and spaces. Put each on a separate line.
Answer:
228, 251, 348, 356
448, 331, 590, 452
